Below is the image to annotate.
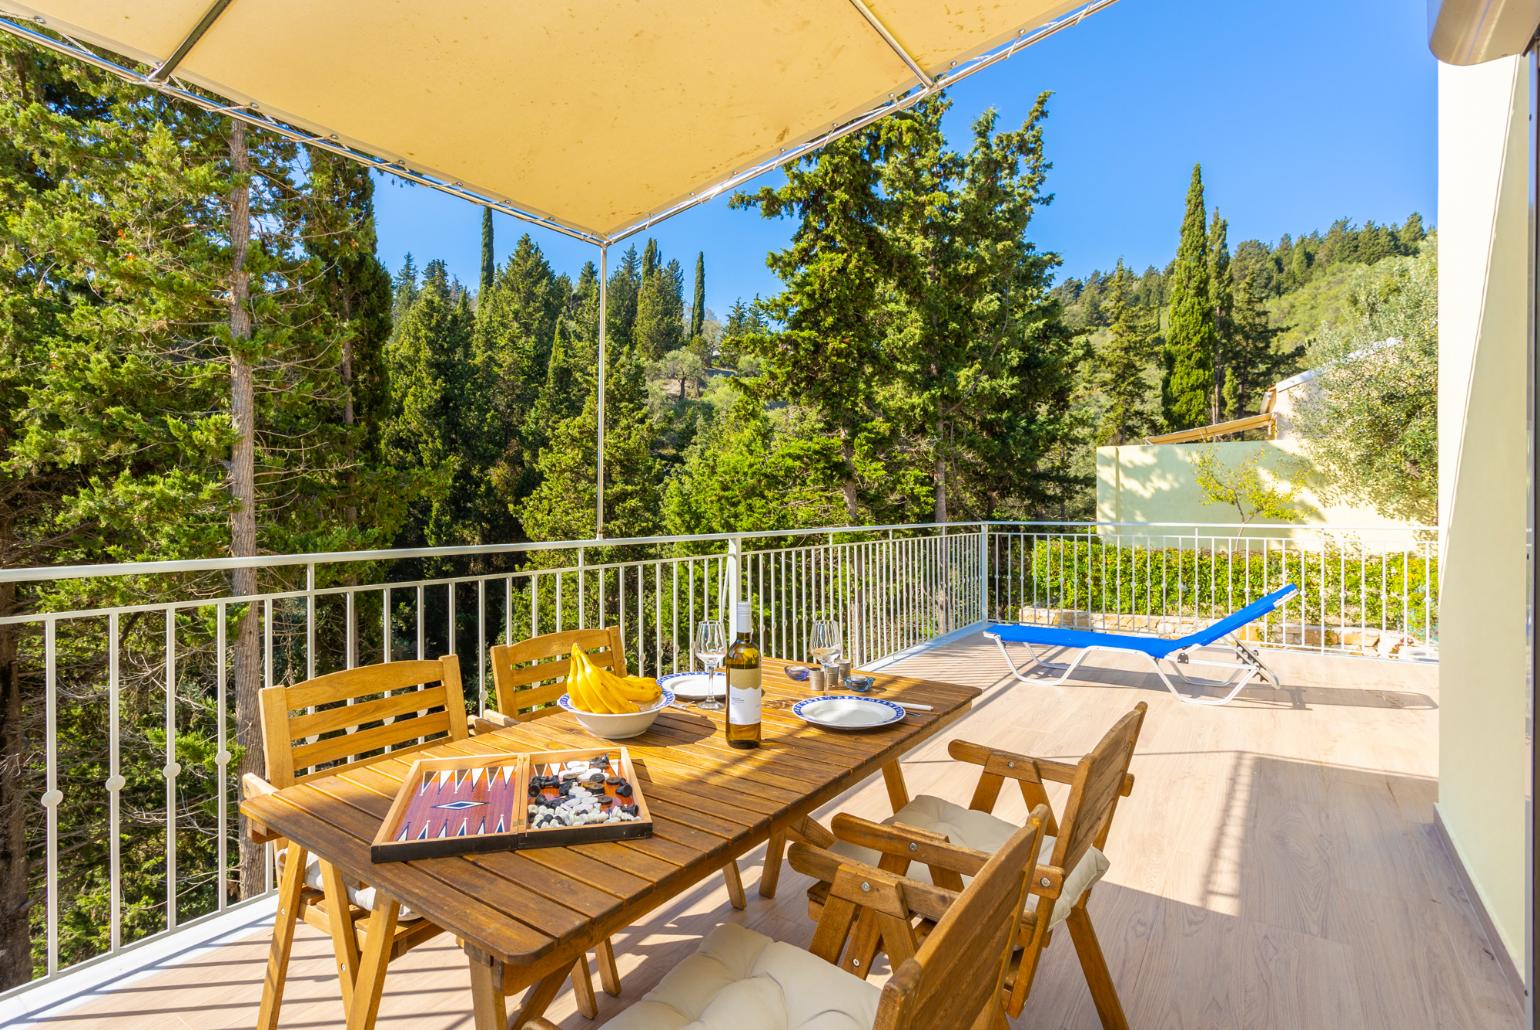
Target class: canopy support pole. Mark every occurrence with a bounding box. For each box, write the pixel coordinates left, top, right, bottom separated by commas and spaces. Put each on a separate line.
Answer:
149, 0, 235, 82
596, 244, 608, 539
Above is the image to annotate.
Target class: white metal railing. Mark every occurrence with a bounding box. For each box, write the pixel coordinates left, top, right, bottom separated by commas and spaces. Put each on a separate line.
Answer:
0, 522, 982, 993
986, 521, 1438, 655
0, 518, 1436, 995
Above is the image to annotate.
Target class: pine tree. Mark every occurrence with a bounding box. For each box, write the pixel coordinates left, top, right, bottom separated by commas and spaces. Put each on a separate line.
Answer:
382, 271, 479, 545
605, 245, 641, 351
0, 40, 416, 980
302, 151, 396, 526
663, 397, 848, 534
731, 122, 895, 519
479, 207, 494, 297
641, 237, 659, 278
689, 251, 706, 341
1287, 240, 1311, 288
717, 297, 766, 370
1161, 164, 1217, 430
392, 253, 420, 321
882, 94, 1074, 521
527, 263, 597, 453
0, 45, 228, 983
522, 338, 660, 544
472, 234, 563, 533
1094, 261, 1158, 444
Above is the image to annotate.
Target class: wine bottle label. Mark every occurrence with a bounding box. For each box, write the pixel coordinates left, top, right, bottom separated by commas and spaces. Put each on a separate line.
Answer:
727, 666, 762, 726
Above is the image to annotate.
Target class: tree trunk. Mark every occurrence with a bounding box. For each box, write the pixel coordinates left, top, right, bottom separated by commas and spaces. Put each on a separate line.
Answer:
226, 122, 265, 899
932, 424, 948, 524
0, 513, 32, 988
837, 427, 859, 522
340, 295, 357, 528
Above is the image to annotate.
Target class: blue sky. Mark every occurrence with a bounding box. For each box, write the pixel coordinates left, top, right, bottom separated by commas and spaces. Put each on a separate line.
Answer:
372, 0, 1436, 317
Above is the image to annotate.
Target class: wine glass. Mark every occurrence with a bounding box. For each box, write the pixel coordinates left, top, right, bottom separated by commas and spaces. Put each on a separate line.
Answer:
809, 620, 842, 679
694, 619, 727, 711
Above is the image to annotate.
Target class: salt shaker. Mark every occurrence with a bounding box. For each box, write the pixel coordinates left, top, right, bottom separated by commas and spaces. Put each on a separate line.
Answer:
809, 665, 826, 692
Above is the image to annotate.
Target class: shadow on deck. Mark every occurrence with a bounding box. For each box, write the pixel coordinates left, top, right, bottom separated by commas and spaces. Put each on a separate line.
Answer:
12, 633, 1517, 1030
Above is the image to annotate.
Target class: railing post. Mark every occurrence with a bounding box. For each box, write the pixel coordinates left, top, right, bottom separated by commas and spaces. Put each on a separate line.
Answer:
979, 523, 990, 624
305, 561, 316, 681
726, 535, 742, 616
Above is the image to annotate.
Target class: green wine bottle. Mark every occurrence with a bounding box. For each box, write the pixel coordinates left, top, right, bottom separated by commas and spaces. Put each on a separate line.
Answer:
724, 602, 762, 749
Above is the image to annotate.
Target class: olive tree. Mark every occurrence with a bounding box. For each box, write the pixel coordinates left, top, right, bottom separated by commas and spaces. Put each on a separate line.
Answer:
1293, 244, 1436, 523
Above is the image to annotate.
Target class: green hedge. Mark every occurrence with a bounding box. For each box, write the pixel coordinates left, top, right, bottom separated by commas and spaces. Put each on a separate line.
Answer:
991, 536, 1437, 643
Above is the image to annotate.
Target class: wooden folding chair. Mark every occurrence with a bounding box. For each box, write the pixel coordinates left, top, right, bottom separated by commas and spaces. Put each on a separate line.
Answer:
243, 655, 599, 1027
480, 627, 749, 1009
243, 656, 466, 1028
803, 702, 1147, 1026
526, 806, 1048, 1030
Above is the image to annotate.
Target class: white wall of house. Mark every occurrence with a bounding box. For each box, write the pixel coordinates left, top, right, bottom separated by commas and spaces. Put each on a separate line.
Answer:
1435, 52, 1532, 972
1095, 441, 1424, 545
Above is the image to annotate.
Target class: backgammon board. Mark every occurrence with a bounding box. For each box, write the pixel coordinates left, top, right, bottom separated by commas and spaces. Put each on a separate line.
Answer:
371, 747, 651, 862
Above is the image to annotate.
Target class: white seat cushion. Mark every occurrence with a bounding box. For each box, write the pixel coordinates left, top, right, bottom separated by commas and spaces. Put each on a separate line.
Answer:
827, 794, 1109, 928
279, 848, 424, 922
601, 923, 881, 1030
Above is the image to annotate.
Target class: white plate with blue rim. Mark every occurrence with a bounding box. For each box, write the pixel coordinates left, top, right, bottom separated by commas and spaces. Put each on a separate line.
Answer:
792, 694, 906, 731
657, 670, 725, 700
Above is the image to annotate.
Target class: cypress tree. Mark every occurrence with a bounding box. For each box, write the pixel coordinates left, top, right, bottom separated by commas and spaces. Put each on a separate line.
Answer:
1221, 268, 1293, 418
1208, 208, 1233, 424
479, 207, 495, 297
633, 256, 685, 361
1161, 164, 1217, 430
689, 251, 706, 341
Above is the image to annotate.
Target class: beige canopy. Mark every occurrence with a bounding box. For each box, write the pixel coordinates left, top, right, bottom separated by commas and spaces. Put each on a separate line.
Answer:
0, 0, 1112, 244
0, 0, 1117, 534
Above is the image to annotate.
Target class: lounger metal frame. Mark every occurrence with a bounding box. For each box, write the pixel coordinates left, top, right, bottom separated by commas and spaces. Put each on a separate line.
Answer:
986, 629, 1282, 706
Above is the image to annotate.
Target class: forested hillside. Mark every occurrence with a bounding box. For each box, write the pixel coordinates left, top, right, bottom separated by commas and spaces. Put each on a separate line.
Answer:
0, 39, 1433, 983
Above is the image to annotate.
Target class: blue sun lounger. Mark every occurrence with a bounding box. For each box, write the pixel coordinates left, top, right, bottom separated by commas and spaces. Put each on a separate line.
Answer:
985, 583, 1299, 706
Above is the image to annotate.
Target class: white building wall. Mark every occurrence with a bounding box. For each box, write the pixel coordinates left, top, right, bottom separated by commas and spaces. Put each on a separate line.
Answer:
1435, 52, 1532, 971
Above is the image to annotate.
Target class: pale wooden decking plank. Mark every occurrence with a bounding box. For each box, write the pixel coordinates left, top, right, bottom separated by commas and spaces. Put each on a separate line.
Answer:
30, 634, 1520, 1030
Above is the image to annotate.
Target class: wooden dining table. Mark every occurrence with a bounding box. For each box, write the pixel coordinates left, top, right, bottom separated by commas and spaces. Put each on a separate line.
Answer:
240, 657, 979, 1030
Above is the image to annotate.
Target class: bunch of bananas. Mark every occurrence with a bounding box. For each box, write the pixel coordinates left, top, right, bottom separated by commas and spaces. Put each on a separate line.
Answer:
565, 647, 663, 714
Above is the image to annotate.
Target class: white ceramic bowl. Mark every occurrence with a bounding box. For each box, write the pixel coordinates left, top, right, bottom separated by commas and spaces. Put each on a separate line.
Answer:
557, 690, 673, 739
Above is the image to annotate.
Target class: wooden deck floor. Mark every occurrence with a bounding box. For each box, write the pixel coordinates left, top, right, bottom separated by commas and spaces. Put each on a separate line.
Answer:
22, 633, 1521, 1029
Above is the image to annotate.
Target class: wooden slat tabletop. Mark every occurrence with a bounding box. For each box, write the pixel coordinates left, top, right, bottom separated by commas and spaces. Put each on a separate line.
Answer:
240, 658, 978, 992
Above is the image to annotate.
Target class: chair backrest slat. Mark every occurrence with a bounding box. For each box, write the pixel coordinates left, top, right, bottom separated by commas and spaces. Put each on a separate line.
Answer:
258, 655, 468, 786
490, 627, 627, 722
873, 814, 1045, 1030
1052, 702, 1147, 875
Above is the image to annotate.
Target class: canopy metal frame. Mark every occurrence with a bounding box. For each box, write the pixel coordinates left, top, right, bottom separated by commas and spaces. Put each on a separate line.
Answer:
0, 0, 1119, 536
